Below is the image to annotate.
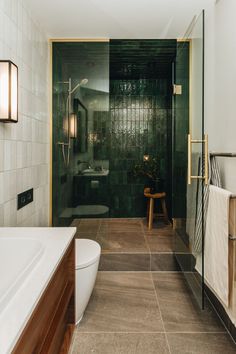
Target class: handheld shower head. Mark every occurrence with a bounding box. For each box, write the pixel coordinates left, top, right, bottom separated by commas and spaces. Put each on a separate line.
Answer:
70, 78, 88, 94
81, 78, 88, 85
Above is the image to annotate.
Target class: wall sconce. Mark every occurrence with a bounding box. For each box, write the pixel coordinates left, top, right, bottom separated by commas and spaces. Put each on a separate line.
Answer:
69, 113, 77, 139
143, 154, 150, 162
0, 60, 18, 122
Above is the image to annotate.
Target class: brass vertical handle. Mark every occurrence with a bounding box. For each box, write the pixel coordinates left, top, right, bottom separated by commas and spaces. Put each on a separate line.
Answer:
188, 134, 192, 185
187, 133, 209, 185
204, 134, 208, 185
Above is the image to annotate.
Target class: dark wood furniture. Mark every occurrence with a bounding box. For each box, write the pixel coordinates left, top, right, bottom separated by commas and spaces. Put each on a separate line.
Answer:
144, 187, 168, 230
12, 239, 75, 354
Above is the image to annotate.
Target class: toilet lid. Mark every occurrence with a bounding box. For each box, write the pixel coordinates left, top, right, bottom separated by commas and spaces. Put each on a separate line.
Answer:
75, 239, 101, 269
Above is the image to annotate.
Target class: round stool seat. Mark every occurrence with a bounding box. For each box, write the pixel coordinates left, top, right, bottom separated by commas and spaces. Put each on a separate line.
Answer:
144, 188, 166, 199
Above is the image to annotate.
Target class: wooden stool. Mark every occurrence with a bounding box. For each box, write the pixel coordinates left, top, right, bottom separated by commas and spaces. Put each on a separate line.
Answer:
144, 187, 168, 230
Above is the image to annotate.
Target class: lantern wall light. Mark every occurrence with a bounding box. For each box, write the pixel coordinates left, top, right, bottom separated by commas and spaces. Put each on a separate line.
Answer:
0, 60, 18, 123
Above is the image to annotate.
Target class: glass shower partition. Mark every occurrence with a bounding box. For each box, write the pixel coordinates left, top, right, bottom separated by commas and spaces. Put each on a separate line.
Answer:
173, 11, 206, 308
52, 41, 110, 225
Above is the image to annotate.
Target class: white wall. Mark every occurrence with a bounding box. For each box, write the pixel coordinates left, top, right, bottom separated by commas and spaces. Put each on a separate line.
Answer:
0, 0, 50, 226
205, 0, 236, 193
204, 0, 236, 325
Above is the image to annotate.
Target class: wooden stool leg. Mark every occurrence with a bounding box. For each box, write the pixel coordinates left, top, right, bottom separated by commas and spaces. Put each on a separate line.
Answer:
161, 198, 168, 223
146, 199, 149, 223
148, 198, 154, 230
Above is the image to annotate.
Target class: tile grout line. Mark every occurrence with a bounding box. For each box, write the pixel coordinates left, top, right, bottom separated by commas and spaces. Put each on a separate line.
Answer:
77, 331, 166, 334
98, 270, 180, 274
140, 219, 152, 270
99, 251, 175, 254
150, 272, 172, 354
75, 330, 230, 334
96, 219, 102, 240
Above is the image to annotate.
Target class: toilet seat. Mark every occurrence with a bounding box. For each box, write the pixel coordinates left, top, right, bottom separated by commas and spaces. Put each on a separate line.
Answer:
75, 239, 101, 269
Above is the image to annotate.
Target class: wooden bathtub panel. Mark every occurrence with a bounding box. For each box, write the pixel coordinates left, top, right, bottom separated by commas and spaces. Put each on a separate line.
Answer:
12, 239, 75, 354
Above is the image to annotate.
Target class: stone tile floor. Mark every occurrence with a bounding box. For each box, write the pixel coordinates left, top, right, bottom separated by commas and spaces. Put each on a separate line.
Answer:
69, 218, 236, 353
71, 218, 177, 271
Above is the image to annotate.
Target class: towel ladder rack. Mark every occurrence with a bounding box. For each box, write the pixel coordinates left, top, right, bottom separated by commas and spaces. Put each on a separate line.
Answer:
229, 195, 236, 240
229, 235, 236, 240
210, 152, 236, 157
210, 153, 236, 240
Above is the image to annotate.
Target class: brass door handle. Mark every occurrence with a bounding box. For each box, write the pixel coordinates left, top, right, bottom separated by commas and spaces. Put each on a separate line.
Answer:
187, 133, 208, 185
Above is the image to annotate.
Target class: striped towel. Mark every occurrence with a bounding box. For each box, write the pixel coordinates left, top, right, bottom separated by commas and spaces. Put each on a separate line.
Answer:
192, 155, 222, 254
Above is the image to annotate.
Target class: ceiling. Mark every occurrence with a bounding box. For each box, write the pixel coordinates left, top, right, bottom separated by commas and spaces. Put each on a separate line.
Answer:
26, 0, 214, 39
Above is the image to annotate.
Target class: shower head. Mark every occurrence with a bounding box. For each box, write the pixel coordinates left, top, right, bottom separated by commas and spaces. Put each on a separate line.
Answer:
70, 78, 88, 94
81, 78, 88, 85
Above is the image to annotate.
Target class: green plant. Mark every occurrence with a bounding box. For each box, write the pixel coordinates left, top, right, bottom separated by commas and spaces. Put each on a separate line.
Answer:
132, 156, 159, 182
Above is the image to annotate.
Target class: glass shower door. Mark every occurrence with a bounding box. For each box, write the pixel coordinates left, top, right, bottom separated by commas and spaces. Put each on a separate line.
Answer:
173, 11, 207, 308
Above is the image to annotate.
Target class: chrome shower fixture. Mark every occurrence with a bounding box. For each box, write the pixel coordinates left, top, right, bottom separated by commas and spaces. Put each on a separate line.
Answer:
57, 78, 88, 167
70, 78, 88, 94
58, 78, 88, 93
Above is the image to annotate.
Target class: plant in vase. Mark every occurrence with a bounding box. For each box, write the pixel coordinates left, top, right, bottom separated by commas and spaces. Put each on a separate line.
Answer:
132, 156, 162, 193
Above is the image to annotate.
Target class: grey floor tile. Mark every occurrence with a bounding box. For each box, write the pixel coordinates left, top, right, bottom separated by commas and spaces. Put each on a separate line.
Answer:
76, 219, 101, 233
100, 219, 143, 233
71, 333, 169, 354
70, 219, 81, 227
146, 235, 174, 252
74, 232, 98, 241
152, 273, 225, 333
97, 232, 149, 253
99, 253, 150, 271
151, 254, 179, 271
77, 272, 164, 333
143, 220, 174, 236
167, 333, 236, 354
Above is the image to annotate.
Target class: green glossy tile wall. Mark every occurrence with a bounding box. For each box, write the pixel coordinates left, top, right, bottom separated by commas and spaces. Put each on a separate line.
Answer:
108, 79, 172, 217
108, 40, 176, 217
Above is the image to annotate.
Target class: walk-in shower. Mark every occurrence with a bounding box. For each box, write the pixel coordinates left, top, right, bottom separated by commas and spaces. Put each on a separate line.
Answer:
52, 40, 176, 226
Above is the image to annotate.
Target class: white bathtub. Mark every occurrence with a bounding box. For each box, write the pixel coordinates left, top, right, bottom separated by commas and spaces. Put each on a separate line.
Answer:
0, 227, 76, 354
0, 238, 44, 315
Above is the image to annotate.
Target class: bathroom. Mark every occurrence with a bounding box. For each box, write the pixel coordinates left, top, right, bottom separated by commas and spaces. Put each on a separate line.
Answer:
0, 0, 236, 353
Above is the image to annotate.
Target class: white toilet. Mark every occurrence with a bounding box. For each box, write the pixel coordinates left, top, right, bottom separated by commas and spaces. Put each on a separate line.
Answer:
75, 239, 101, 324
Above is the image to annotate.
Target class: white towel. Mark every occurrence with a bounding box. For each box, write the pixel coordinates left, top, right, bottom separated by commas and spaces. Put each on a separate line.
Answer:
204, 185, 232, 307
